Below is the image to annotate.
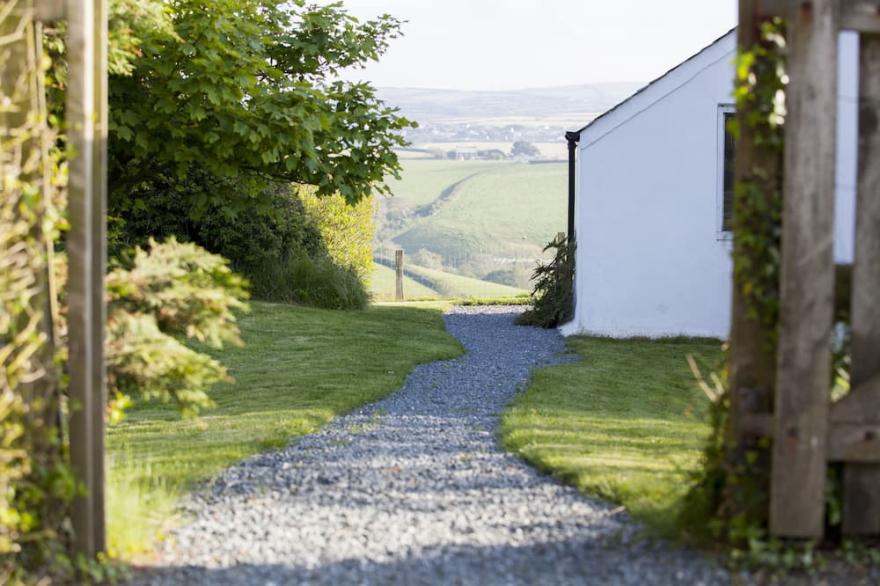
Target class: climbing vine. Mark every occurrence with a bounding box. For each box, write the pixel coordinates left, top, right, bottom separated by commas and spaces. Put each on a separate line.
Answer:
681, 18, 788, 550
731, 18, 787, 338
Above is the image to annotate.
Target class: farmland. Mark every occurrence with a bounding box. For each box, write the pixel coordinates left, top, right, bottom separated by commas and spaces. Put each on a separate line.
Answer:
374, 158, 567, 294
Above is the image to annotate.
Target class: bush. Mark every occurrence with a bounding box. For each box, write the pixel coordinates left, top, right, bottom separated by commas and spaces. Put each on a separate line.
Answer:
113, 177, 374, 310
299, 187, 375, 279
250, 255, 369, 310
104, 238, 249, 417
517, 235, 575, 328
110, 175, 324, 273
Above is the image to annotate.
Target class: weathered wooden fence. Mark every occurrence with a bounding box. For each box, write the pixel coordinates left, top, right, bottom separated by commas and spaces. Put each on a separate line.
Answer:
735, 0, 880, 539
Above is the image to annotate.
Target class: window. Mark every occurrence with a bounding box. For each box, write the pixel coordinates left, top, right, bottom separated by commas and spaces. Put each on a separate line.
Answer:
718, 106, 736, 235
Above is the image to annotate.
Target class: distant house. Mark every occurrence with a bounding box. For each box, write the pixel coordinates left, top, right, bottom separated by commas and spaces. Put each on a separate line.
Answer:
561, 29, 858, 339
446, 147, 479, 160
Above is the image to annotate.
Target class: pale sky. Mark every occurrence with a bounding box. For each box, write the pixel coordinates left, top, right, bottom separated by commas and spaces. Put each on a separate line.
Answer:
333, 0, 738, 91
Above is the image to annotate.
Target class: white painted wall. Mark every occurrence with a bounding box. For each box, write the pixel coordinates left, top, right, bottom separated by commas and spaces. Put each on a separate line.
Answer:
562, 30, 858, 339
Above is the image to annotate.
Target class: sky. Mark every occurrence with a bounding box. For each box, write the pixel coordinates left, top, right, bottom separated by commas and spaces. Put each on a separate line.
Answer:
332, 0, 738, 91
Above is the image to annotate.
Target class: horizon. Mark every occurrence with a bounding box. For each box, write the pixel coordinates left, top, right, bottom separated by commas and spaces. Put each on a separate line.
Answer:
328, 0, 738, 92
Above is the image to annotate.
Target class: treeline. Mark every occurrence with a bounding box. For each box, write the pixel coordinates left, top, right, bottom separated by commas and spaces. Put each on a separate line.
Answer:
100, 0, 412, 307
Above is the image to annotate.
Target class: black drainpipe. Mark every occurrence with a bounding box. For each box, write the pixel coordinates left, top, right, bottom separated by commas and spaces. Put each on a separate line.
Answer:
565, 130, 580, 242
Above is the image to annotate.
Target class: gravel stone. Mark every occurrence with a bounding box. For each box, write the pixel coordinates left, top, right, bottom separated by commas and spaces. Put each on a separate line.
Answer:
131, 307, 792, 585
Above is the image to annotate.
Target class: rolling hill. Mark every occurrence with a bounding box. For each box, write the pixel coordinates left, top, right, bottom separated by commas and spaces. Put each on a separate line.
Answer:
375, 160, 566, 291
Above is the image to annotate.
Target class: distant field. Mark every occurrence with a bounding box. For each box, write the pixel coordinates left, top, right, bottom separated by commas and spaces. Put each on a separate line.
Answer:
388, 161, 566, 258
404, 264, 527, 298
370, 263, 439, 300
384, 160, 504, 207
375, 158, 567, 293
369, 262, 527, 301
412, 142, 568, 160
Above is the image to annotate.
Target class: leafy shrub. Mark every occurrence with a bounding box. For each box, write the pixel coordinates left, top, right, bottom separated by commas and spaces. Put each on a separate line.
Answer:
250, 255, 369, 310
298, 187, 375, 279
517, 235, 575, 328
108, 174, 324, 270
111, 177, 373, 310
105, 238, 249, 417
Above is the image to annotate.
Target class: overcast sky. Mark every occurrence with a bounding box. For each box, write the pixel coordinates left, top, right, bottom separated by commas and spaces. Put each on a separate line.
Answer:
332, 0, 738, 91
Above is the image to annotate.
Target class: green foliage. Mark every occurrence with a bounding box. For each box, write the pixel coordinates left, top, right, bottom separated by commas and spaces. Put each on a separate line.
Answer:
0, 132, 47, 585
0, 12, 73, 579
108, 0, 414, 227
250, 255, 369, 310
731, 18, 786, 335
112, 177, 322, 280
517, 235, 575, 328
105, 238, 249, 417
299, 187, 375, 279
510, 140, 541, 158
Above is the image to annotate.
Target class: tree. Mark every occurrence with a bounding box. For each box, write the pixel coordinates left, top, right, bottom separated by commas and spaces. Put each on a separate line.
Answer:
510, 140, 541, 158
107, 0, 414, 229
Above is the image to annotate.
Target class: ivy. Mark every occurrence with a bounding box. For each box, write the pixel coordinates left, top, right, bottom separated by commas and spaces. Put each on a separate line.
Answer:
731, 18, 787, 338
681, 19, 787, 550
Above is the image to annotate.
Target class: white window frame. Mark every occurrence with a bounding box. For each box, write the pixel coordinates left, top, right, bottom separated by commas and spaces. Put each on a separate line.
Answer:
716, 104, 736, 241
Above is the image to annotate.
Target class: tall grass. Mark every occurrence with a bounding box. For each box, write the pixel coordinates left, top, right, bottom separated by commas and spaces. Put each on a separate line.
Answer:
249, 256, 370, 309
107, 454, 180, 558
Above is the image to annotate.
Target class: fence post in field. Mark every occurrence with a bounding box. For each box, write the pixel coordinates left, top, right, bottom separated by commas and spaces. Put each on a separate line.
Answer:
395, 249, 405, 301
769, 0, 837, 539
838, 30, 880, 535
66, 0, 108, 556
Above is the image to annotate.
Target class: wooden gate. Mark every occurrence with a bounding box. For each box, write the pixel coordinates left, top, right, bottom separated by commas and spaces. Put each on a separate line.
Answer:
735, 0, 880, 539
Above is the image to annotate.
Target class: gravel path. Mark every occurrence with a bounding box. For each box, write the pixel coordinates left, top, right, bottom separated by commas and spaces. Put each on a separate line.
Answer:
137, 306, 730, 585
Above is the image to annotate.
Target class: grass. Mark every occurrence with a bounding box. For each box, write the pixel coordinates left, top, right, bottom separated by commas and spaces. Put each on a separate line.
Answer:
370, 262, 439, 300
384, 159, 506, 207
388, 160, 566, 260
501, 336, 724, 537
370, 259, 527, 301
107, 301, 463, 557
404, 264, 527, 298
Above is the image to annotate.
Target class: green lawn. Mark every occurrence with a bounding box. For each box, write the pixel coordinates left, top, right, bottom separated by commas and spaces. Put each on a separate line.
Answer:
107, 301, 463, 557
501, 336, 723, 536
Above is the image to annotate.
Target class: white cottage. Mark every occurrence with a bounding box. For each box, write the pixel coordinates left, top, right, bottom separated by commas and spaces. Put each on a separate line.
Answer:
561, 29, 859, 339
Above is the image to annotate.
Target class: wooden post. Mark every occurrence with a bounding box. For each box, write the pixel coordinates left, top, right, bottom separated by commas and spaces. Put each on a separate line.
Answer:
724, 0, 781, 526
90, 0, 108, 552
770, 0, 838, 539
841, 32, 880, 535
395, 249, 404, 301
67, 0, 103, 556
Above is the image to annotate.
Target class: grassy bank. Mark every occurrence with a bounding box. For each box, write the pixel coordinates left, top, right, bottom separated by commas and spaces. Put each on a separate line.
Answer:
107, 301, 463, 557
501, 336, 723, 536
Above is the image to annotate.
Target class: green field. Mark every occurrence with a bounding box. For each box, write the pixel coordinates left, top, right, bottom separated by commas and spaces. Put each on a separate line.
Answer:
385, 160, 505, 207
376, 159, 566, 291
404, 264, 527, 298
370, 263, 439, 300
107, 302, 463, 556
501, 337, 723, 536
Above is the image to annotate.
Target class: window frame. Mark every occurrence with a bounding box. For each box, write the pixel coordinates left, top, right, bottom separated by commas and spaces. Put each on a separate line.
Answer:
716, 104, 736, 241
